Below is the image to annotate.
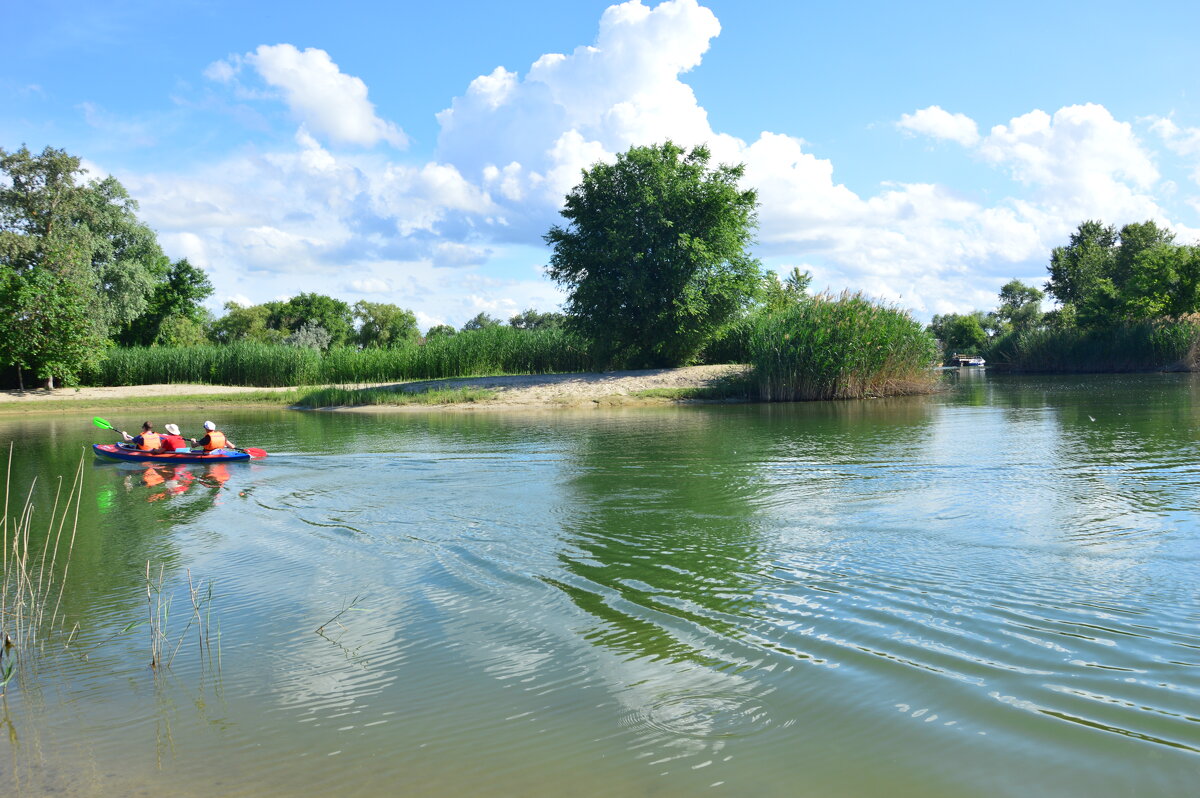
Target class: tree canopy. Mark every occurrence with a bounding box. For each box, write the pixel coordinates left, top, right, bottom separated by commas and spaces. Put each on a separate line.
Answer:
545, 141, 762, 368
0, 145, 171, 386
353, 300, 419, 348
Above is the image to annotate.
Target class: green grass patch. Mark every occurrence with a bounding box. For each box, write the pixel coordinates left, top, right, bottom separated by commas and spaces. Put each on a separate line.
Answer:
0, 390, 302, 414
293, 385, 497, 408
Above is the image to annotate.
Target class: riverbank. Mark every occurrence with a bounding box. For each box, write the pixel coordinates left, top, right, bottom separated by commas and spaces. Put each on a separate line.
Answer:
0, 365, 751, 414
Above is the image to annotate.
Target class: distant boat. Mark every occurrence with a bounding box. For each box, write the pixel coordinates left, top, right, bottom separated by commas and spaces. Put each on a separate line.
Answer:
952, 353, 986, 367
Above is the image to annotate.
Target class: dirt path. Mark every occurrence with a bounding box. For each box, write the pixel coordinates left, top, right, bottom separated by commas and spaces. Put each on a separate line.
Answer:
0, 365, 749, 410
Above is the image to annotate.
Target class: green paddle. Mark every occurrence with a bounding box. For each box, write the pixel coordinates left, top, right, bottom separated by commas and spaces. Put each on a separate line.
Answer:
92, 416, 116, 431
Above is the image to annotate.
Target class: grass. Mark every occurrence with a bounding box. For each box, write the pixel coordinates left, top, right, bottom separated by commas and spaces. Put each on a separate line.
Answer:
0, 389, 304, 414
0, 448, 84, 695
293, 385, 497, 408
631, 372, 756, 401
747, 292, 940, 401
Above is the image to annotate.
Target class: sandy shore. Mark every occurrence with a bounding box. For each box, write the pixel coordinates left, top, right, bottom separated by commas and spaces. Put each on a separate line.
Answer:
0, 365, 749, 411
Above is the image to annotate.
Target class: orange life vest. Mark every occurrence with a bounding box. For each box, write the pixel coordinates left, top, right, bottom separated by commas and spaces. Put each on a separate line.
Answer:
138, 432, 162, 451
203, 430, 227, 451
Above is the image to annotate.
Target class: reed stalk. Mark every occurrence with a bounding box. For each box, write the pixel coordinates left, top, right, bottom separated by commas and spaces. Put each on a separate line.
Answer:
0, 448, 84, 694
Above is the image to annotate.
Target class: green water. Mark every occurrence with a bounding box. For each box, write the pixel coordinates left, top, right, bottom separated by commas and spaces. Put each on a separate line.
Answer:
1, 371, 1198, 796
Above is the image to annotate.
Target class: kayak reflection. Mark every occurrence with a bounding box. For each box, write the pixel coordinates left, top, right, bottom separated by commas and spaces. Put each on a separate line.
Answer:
122, 462, 233, 503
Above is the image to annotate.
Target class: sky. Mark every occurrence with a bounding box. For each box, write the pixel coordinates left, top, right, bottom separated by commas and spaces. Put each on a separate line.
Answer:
4, 0, 1200, 329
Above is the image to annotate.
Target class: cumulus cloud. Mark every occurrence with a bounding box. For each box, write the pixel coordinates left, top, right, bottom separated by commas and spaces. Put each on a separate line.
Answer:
897, 106, 981, 147
133, 0, 1196, 322
208, 44, 406, 148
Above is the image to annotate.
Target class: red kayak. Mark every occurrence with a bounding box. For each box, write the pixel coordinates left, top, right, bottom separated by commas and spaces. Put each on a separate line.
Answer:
93, 443, 264, 464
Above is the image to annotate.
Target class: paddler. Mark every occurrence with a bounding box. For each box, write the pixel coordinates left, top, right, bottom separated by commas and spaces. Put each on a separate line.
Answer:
190, 420, 234, 452
120, 422, 162, 451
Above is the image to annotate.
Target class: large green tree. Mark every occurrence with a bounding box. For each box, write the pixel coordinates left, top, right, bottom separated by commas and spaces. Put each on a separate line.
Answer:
1046, 220, 1182, 327
545, 141, 762, 368
353, 300, 419, 347
993, 279, 1044, 334
121, 258, 214, 345
0, 145, 164, 385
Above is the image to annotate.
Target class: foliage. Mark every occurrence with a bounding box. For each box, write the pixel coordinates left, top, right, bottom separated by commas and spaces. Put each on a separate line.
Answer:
928, 311, 989, 359
209, 302, 283, 344
425, 324, 456, 340
462, 312, 502, 331
1046, 220, 1190, 327
87, 327, 590, 387
0, 145, 164, 385
274, 293, 354, 347
760, 267, 812, 311
988, 320, 1200, 372
993, 279, 1044, 333
509, 308, 566, 330
153, 314, 208, 348
121, 258, 213, 345
747, 292, 939, 401
545, 141, 762, 368
353, 300, 419, 348
284, 322, 333, 351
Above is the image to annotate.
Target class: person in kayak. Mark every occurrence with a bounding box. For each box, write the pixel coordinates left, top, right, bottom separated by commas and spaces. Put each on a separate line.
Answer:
150, 423, 189, 454
120, 422, 162, 451
190, 421, 234, 451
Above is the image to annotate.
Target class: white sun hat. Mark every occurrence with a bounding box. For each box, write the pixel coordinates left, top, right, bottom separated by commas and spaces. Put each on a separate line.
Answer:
164, 424, 181, 435
203, 421, 216, 430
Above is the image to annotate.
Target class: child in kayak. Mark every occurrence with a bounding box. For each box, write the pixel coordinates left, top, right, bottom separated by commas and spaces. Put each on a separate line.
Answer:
151, 423, 189, 454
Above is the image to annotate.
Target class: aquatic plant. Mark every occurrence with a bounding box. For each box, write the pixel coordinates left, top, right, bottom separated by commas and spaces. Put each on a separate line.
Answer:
87, 327, 590, 388
293, 385, 496, 408
746, 292, 940, 401
0, 449, 83, 695
987, 320, 1200, 372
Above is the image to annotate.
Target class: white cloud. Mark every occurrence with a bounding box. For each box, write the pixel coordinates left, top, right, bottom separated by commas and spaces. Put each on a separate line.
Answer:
209, 44, 406, 148
897, 106, 981, 147
125, 1, 1197, 324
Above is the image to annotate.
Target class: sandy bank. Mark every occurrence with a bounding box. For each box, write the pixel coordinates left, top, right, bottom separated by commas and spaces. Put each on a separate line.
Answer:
0, 365, 749, 412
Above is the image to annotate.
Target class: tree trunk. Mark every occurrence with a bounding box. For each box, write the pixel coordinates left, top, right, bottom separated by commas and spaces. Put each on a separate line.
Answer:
16, 365, 23, 391
45, 374, 54, 390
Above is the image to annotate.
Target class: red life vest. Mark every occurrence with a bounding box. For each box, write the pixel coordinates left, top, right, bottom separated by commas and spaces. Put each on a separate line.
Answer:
138, 432, 162, 451
203, 431, 227, 451
161, 434, 187, 451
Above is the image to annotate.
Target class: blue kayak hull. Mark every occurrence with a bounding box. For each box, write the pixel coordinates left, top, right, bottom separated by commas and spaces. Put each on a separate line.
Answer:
93, 443, 251, 464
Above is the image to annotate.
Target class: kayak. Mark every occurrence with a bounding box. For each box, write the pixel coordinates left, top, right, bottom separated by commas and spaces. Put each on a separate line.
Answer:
93, 443, 252, 464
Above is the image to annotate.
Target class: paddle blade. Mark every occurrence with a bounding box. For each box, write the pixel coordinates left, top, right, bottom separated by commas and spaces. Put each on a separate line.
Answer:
92, 417, 116, 430
242, 447, 268, 459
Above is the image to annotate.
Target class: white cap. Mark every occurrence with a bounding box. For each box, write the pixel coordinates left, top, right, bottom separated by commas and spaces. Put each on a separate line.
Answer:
164, 424, 180, 435
203, 421, 216, 431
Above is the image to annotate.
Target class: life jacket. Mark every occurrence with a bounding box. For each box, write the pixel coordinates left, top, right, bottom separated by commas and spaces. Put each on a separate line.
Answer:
203, 430, 227, 451
138, 432, 162, 451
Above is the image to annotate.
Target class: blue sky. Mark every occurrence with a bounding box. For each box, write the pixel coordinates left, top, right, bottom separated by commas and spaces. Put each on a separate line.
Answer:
4, 0, 1199, 327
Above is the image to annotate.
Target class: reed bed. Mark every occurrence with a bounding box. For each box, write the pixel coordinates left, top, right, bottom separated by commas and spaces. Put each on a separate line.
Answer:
0, 448, 84, 694
987, 320, 1200, 372
747, 292, 940, 401
87, 327, 590, 388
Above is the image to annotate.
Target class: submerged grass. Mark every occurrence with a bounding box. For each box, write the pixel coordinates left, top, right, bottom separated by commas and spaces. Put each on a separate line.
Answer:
293, 385, 496, 408
987, 320, 1200, 372
747, 292, 940, 401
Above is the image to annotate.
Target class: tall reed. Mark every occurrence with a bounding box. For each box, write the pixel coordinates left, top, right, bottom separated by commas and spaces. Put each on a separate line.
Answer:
0, 448, 84, 693
86, 327, 590, 388
747, 292, 940, 401
987, 320, 1200, 372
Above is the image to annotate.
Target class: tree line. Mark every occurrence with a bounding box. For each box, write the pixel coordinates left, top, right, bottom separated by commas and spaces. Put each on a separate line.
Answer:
928, 220, 1200, 362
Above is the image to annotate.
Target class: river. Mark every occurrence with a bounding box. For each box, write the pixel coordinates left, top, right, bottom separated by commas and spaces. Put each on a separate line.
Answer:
1, 371, 1197, 796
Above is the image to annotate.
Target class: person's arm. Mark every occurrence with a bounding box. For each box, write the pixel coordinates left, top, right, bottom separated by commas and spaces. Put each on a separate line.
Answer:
120, 430, 133, 442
